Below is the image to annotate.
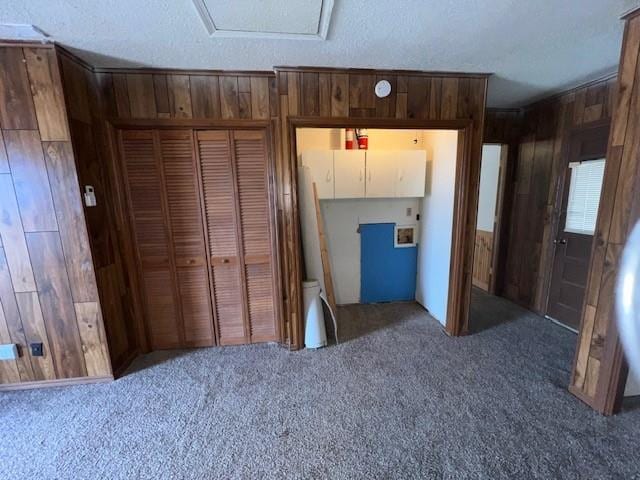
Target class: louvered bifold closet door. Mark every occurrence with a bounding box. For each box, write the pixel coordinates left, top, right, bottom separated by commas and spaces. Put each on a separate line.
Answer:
119, 130, 180, 349
196, 131, 248, 345
158, 131, 215, 347
232, 131, 278, 343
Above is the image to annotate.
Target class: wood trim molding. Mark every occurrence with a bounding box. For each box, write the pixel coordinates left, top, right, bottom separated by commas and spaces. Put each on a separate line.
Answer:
287, 117, 477, 340
108, 118, 273, 129
525, 72, 619, 111
274, 66, 492, 78
0, 375, 113, 392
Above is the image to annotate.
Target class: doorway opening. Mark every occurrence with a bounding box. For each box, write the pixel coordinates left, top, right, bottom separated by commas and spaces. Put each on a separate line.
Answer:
294, 127, 460, 341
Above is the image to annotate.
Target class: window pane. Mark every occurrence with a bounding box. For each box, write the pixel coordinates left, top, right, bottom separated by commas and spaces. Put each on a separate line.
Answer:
565, 158, 605, 235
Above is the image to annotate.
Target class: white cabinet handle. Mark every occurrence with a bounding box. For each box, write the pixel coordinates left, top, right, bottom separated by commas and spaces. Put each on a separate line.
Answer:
398, 168, 404, 182
326, 170, 331, 182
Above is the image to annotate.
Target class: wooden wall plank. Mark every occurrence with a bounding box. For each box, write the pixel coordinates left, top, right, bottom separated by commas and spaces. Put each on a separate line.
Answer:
15, 291, 57, 380
59, 55, 91, 124
239, 91, 252, 119
153, 74, 171, 118
190, 75, 221, 119
74, 301, 111, 377
330, 73, 349, 117
219, 76, 240, 119
0, 175, 37, 292
250, 77, 270, 120
26, 231, 87, 378
4, 130, 58, 232
318, 73, 331, 117
127, 74, 157, 118
94, 72, 117, 119
112, 73, 131, 118
0, 300, 20, 383
301, 72, 319, 116
0, 247, 35, 381
167, 75, 193, 118
43, 141, 99, 302
23, 48, 70, 141
0, 47, 38, 130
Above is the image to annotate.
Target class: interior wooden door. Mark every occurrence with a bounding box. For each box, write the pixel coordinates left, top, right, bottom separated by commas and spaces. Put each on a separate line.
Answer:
196, 131, 248, 345
158, 130, 215, 347
119, 130, 181, 349
232, 130, 279, 343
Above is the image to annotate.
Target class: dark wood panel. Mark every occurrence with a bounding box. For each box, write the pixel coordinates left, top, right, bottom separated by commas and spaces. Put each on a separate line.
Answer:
167, 75, 193, 118
127, 74, 157, 118
0, 47, 37, 130
220, 76, 240, 119
26, 231, 87, 379
5, 130, 59, 233
190, 75, 221, 119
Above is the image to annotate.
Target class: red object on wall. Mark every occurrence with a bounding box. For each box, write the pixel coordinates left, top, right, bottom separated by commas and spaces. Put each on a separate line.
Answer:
345, 128, 354, 149
356, 129, 368, 149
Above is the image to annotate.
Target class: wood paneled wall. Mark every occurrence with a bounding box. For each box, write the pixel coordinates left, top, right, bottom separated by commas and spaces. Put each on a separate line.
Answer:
500, 77, 617, 313
570, 10, 640, 414
0, 45, 111, 387
92, 68, 278, 122
56, 49, 142, 374
274, 67, 488, 347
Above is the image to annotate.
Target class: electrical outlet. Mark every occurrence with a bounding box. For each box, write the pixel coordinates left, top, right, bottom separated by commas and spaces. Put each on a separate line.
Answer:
30, 342, 43, 357
406, 207, 412, 216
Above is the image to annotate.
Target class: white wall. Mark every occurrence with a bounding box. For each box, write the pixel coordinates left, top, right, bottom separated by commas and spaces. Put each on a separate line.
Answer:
415, 130, 459, 325
296, 128, 427, 304
626, 367, 640, 397
321, 198, 419, 304
476, 144, 502, 232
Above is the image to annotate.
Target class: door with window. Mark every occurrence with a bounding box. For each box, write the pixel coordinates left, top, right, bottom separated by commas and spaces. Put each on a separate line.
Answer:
546, 124, 610, 330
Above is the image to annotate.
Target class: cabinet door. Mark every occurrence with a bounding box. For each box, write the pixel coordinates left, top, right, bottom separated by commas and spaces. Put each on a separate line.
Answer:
301, 150, 334, 199
395, 150, 427, 197
334, 150, 365, 198
158, 130, 214, 347
232, 131, 278, 343
365, 151, 396, 198
119, 130, 180, 349
196, 130, 248, 346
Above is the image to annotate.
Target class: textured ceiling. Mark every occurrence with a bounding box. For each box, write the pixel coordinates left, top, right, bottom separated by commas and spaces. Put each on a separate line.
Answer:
0, 0, 637, 107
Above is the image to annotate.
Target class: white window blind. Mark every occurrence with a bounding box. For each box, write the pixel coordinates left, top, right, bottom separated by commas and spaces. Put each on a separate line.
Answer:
565, 158, 605, 235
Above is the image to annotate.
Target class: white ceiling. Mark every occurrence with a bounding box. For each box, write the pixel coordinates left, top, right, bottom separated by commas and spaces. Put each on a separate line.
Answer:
0, 0, 637, 107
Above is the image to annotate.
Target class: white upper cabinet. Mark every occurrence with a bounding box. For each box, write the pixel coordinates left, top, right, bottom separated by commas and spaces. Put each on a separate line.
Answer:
395, 150, 427, 197
302, 149, 426, 199
301, 150, 334, 199
334, 150, 365, 198
365, 151, 397, 198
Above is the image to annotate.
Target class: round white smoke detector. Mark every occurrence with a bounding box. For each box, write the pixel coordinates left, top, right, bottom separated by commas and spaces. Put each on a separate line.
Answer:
375, 80, 392, 98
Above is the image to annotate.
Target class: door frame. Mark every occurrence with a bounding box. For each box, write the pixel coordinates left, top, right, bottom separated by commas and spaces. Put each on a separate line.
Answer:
108, 118, 285, 352
474, 142, 509, 295
542, 120, 612, 321
288, 117, 476, 338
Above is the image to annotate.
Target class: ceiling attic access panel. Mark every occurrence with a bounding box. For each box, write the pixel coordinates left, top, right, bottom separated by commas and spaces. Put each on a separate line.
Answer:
192, 0, 334, 39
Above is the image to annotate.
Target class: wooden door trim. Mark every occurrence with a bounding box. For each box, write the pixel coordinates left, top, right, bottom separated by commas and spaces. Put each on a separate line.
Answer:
288, 117, 476, 339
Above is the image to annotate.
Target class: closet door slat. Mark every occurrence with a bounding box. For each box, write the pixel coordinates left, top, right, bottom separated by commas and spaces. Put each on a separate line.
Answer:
119, 130, 180, 349
232, 131, 278, 342
196, 130, 248, 345
159, 130, 214, 347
